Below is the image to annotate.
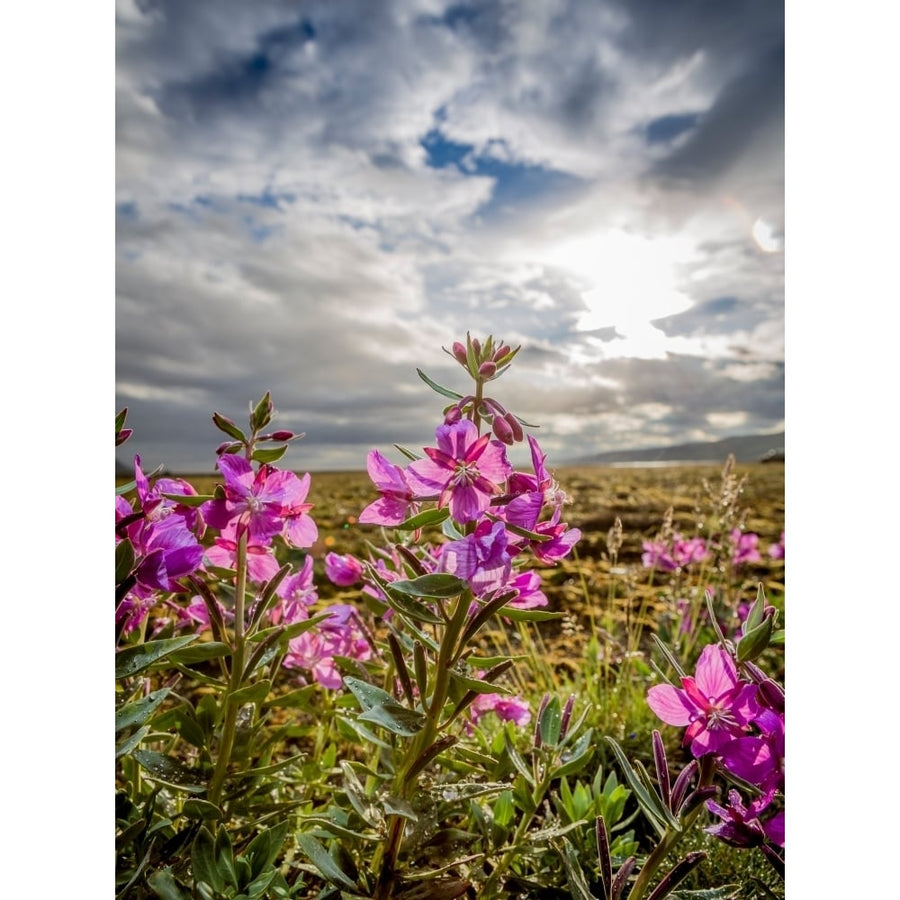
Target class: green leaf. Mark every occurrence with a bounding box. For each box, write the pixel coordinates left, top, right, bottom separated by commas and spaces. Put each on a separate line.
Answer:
116, 687, 171, 733
416, 368, 464, 400
116, 636, 198, 679
213, 411, 248, 442
116, 539, 135, 583
394, 507, 451, 531
449, 670, 512, 695
192, 827, 226, 894
552, 837, 600, 900
159, 491, 215, 507
214, 824, 238, 889
744, 584, 768, 631
538, 695, 562, 747
251, 445, 288, 464
250, 392, 272, 431
389, 573, 468, 599
231, 679, 272, 706
553, 730, 594, 779
115, 725, 150, 758
382, 588, 444, 626
605, 738, 677, 837
133, 750, 207, 793
244, 821, 289, 879
295, 833, 359, 891
503, 730, 535, 787
116, 479, 137, 496
393, 443, 422, 462
182, 799, 223, 821
344, 676, 426, 737
167, 642, 231, 665
147, 868, 190, 900
382, 796, 418, 820
500, 607, 563, 623
736, 616, 774, 663
358, 700, 427, 737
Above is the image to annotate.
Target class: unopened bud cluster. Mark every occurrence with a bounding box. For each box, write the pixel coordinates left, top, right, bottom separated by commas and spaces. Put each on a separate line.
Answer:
446, 333, 519, 383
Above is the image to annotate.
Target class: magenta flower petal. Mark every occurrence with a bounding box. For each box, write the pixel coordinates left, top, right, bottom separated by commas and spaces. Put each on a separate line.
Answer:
694, 645, 739, 699
647, 684, 695, 726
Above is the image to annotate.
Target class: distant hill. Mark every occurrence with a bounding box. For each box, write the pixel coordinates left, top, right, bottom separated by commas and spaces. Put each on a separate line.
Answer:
563, 431, 785, 466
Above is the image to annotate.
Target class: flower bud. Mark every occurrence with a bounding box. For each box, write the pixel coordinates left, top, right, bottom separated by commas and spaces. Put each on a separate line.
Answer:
560, 693, 576, 740
478, 360, 497, 378
504, 412, 524, 442
444, 404, 462, 425
215, 441, 241, 455
471, 337, 481, 356
493, 344, 510, 361
492, 415, 515, 445
451, 341, 468, 365
270, 430, 294, 441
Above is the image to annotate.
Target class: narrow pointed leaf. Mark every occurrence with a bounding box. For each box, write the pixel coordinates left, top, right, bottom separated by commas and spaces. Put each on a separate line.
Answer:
251, 445, 288, 464
552, 837, 601, 900
389, 573, 468, 599
417, 367, 465, 399
212, 412, 247, 442
116, 687, 172, 733
646, 851, 706, 900
296, 833, 359, 891
160, 492, 215, 508
133, 749, 206, 793
605, 738, 673, 837
394, 507, 451, 531
116, 636, 198, 679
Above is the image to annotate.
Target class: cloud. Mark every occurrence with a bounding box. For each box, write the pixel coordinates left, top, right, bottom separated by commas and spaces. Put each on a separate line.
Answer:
116, 0, 783, 472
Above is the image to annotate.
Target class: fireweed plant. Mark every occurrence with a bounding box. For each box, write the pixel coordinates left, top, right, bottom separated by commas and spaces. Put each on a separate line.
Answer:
115, 337, 785, 899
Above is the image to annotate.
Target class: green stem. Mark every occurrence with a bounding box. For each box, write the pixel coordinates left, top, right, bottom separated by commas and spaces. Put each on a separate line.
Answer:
372, 590, 472, 899
207, 530, 249, 808
482, 750, 555, 898
473, 377, 484, 433
627, 755, 716, 900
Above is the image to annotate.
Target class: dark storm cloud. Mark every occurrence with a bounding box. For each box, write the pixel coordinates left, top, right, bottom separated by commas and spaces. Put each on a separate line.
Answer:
651, 42, 784, 185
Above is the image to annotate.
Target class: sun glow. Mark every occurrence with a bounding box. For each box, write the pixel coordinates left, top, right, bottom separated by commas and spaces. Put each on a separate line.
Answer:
542, 228, 695, 357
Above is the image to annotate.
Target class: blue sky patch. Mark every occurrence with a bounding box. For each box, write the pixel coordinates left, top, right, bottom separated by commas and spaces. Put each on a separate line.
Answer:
422, 130, 583, 218
644, 113, 701, 144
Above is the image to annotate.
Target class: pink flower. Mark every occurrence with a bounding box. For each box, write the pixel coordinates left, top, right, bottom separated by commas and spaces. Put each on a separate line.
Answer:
133, 454, 205, 535
205, 522, 282, 584
647, 644, 759, 756
731, 529, 762, 566
271, 555, 318, 625
406, 420, 512, 523
202, 455, 316, 546
705, 789, 784, 849
438, 519, 512, 595
642, 539, 677, 571
507, 570, 548, 609
672, 535, 707, 567
325, 552, 365, 587
469, 691, 531, 727
359, 449, 420, 526
283, 604, 372, 689
719, 708, 785, 792
769, 531, 785, 560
